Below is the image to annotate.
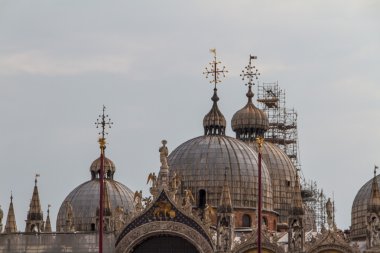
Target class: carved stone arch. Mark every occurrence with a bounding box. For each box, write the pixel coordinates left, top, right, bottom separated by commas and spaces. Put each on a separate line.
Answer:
307, 244, 354, 253
306, 230, 356, 253
115, 221, 214, 253
233, 242, 285, 253
233, 231, 285, 253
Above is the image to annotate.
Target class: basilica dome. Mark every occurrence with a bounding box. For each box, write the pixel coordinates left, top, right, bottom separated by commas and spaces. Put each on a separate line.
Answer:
249, 142, 297, 224
351, 174, 380, 240
168, 135, 273, 210
168, 88, 273, 211
56, 156, 135, 232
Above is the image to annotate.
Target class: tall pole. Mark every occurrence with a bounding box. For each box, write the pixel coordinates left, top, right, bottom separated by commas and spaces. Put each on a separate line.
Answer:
99, 137, 105, 253
256, 137, 264, 253
95, 105, 113, 253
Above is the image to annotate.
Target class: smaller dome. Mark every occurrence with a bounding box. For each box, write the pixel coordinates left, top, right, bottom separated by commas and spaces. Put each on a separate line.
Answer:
203, 88, 226, 136
90, 156, 116, 180
231, 86, 269, 140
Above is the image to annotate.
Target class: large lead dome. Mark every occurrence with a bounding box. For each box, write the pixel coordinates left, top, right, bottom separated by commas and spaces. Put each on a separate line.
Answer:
168, 82, 273, 211
351, 174, 380, 240
56, 156, 135, 232
168, 135, 273, 210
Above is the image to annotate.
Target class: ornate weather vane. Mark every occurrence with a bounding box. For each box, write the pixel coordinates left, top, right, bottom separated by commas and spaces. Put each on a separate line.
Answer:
95, 105, 113, 140
240, 55, 260, 88
203, 49, 228, 89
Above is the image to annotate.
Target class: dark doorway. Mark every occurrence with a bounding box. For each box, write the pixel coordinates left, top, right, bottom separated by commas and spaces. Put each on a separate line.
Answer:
133, 235, 199, 253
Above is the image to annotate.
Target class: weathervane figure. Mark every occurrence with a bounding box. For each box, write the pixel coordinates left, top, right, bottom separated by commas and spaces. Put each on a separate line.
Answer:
203, 48, 228, 89
240, 55, 260, 88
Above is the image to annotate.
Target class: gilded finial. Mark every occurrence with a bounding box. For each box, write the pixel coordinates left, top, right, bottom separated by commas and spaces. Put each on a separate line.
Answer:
256, 136, 264, 152
240, 55, 260, 89
95, 105, 113, 149
203, 49, 228, 89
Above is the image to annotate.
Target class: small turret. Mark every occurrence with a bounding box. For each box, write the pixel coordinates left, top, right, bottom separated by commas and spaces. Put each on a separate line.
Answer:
288, 171, 305, 253
216, 169, 234, 252
25, 175, 44, 233
44, 205, 52, 233
4, 193, 17, 233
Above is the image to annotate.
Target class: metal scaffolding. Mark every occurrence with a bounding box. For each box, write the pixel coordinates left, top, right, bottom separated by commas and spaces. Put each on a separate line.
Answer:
256, 82, 327, 232
256, 82, 300, 171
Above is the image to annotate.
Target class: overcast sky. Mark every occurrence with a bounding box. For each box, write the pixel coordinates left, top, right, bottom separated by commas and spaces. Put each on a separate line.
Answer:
0, 1, 379, 231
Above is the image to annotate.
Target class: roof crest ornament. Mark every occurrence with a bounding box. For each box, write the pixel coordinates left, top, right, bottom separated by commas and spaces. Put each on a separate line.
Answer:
202, 49, 227, 136
95, 105, 113, 142
203, 48, 228, 90
240, 55, 260, 101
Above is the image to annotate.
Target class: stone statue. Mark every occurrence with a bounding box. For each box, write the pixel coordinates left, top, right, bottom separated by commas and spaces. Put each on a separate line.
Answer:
147, 172, 157, 188
291, 219, 303, 251
143, 196, 152, 207
367, 214, 380, 248
182, 189, 195, 213
147, 172, 159, 197
134, 190, 143, 212
65, 201, 74, 232
170, 172, 181, 190
114, 206, 126, 232
203, 204, 214, 226
326, 198, 333, 228
159, 140, 169, 168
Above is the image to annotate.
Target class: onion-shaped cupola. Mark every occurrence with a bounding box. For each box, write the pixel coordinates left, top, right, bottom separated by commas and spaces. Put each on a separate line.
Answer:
231, 55, 269, 140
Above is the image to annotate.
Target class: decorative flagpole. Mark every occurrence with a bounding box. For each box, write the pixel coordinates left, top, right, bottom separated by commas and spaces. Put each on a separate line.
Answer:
256, 136, 264, 253
95, 105, 113, 253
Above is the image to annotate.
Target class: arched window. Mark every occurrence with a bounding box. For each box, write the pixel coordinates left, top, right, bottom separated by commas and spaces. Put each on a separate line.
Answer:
91, 223, 96, 231
242, 214, 251, 227
263, 217, 268, 226
198, 189, 206, 208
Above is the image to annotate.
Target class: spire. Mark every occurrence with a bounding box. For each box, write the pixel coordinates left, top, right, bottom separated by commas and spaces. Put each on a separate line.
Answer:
44, 205, 52, 233
232, 55, 269, 141
202, 49, 228, 136
218, 168, 233, 213
4, 193, 17, 233
368, 165, 380, 213
290, 170, 304, 216
25, 174, 44, 232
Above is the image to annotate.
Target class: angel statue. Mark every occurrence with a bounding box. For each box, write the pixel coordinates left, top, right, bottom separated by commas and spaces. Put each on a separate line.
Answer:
159, 140, 169, 168
182, 189, 195, 213
147, 172, 157, 188
147, 172, 159, 197
134, 190, 143, 212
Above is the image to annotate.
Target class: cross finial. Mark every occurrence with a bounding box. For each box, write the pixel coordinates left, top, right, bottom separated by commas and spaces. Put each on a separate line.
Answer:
95, 105, 113, 140
35, 173, 40, 185
203, 49, 228, 89
375, 165, 379, 177
240, 55, 260, 88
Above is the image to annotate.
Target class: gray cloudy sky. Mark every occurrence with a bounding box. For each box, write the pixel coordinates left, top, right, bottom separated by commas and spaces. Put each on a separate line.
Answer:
0, 1, 379, 231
